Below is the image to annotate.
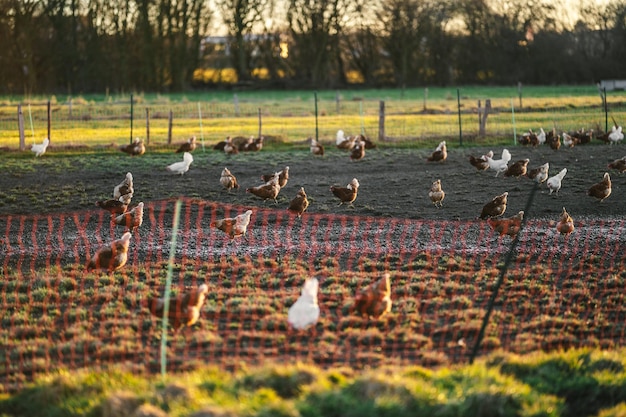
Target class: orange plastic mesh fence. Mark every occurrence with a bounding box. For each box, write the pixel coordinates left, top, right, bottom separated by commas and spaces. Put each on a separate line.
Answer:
1, 197, 625, 392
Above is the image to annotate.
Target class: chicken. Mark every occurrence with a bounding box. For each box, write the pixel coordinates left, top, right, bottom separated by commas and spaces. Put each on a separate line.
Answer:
330, 178, 359, 207
237, 136, 254, 152
220, 167, 239, 192
309, 137, 325, 156
527, 162, 550, 184
240, 136, 263, 152
336, 129, 357, 150
95, 197, 128, 216
427, 141, 447, 162
587, 172, 611, 202
120, 137, 145, 156
488, 210, 524, 239
210, 210, 253, 239
504, 159, 529, 178
166, 152, 193, 175
428, 179, 445, 207
143, 283, 209, 331
537, 128, 547, 145
247, 175, 281, 203
609, 125, 624, 145
485, 149, 512, 177
223, 136, 239, 155
86, 232, 131, 272
361, 136, 376, 149
562, 132, 578, 148
212, 137, 229, 151
548, 134, 561, 151
519, 130, 538, 146
547, 168, 567, 195
113, 172, 134, 203
261, 166, 289, 189
556, 207, 574, 235
288, 187, 309, 217
287, 278, 320, 330
469, 151, 492, 171
175, 136, 197, 153
350, 139, 365, 161
480, 192, 508, 219
608, 156, 626, 173
113, 202, 144, 231
31, 137, 50, 157
353, 273, 392, 319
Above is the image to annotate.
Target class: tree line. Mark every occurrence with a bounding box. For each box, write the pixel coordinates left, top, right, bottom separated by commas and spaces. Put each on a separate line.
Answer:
2, 0, 626, 95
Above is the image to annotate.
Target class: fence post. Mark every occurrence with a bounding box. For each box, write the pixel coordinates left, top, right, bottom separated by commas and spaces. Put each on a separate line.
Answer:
335, 90, 340, 114
423, 87, 428, 111
378, 100, 385, 141
129, 93, 134, 144
518, 81, 523, 108
234, 93, 240, 117
68, 97, 73, 119
314, 91, 319, 142
47, 100, 51, 143
603, 87, 608, 133
197, 102, 205, 151
18, 104, 25, 151
167, 110, 173, 145
478, 99, 491, 136
145, 108, 150, 145
511, 99, 517, 145
457, 89, 462, 146
258, 108, 262, 138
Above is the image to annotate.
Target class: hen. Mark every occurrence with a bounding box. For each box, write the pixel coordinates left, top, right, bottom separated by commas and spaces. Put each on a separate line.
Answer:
287, 278, 320, 330
548, 134, 561, 150
361, 136, 377, 149
309, 137, 325, 156
240, 136, 264, 152
350, 139, 366, 161
609, 125, 624, 145
166, 152, 193, 175
261, 166, 289, 188
288, 187, 309, 217
537, 128, 547, 145
527, 162, 550, 184
113, 202, 144, 231
330, 178, 360, 207
353, 273, 392, 319
608, 156, 626, 173
488, 210, 524, 239
95, 197, 128, 216
556, 207, 574, 235
176, 136, 196, 153
86, 232, 132, 272
31, 137, 50, 157
427, 140, 447, 162
480, 192, 508, 219
485, 149, 512, 177
211, 210, 253, 239
120, 137, 145, 156
519, 130, 538, 146
469, 151, 492, 171
504, 159, 529, 178
223, 136, 239, 155
547, 168, 567, 195
428, 179, 445, 207
212, 137, 229, 151
113, 172, 134, 203
336, 129, 357, 150
247, 175, 281, 203
220, 167, 239, 192
143, 283, 209, 331
562, 132, 578, 148
587, 172, 611, 202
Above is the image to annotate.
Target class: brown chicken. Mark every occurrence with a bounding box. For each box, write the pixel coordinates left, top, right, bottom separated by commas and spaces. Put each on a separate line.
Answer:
469, 151, 492, 171
427, 140, 447, 162
143, 283, 209, 331
519, 130, 539, 146
336, 130, 357, 150
220, 167, 239, 192
240, 136, 263, 152
527, 162, 550, 184
330, 178, 360, 207
113, 172, 134, 203
95, 197, 128, 216
556, 207, 574, 235
428, 179, 445, 207
587, 172, 611, 202
247, 175, 281, 203
288, 187, 309, 217
608, 157, 626, 173
261, 166, 289, 188
211, 210, 253, 239
176, 136, 197, 153
488, 210, 524, 239
361, 135, 377, 149
120, 137, 145, 156
113, 202, 144, 231
504, 159, 529, 178
480, 192, 508, 219
86, 232, 132, 272
223, 136, 239, 155
353, 273, 392, 319
350, 139, 365, 161
548, 134, 561, 150
309, 137, 325, 156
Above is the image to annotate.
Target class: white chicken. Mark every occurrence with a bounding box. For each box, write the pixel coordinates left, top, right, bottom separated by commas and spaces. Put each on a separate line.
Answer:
485, 149, 512, 177
166, 152, 193, 175
31, 138, 50, 157
287, 278, 320, 330
547, 168, 567, 195
609, 125, 624, 145
537, 128, 546, 145
336, 129, 356, 150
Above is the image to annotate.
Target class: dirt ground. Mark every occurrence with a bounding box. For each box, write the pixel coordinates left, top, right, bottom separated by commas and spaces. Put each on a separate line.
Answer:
1, 141, 624, 221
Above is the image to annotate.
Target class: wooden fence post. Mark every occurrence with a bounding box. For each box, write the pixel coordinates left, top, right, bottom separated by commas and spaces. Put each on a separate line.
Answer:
145, 108, 150, 145
167, 110, 173, 144
478, 99, 491, 136
18, 104, 25, 151
258, 108, 262, 138
234, 94, 240, 117
378, 100, 385, 141
47, 100, 51, 142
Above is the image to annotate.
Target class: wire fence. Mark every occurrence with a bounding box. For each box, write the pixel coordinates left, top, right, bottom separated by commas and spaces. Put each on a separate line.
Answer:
1, 197, 625, 393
